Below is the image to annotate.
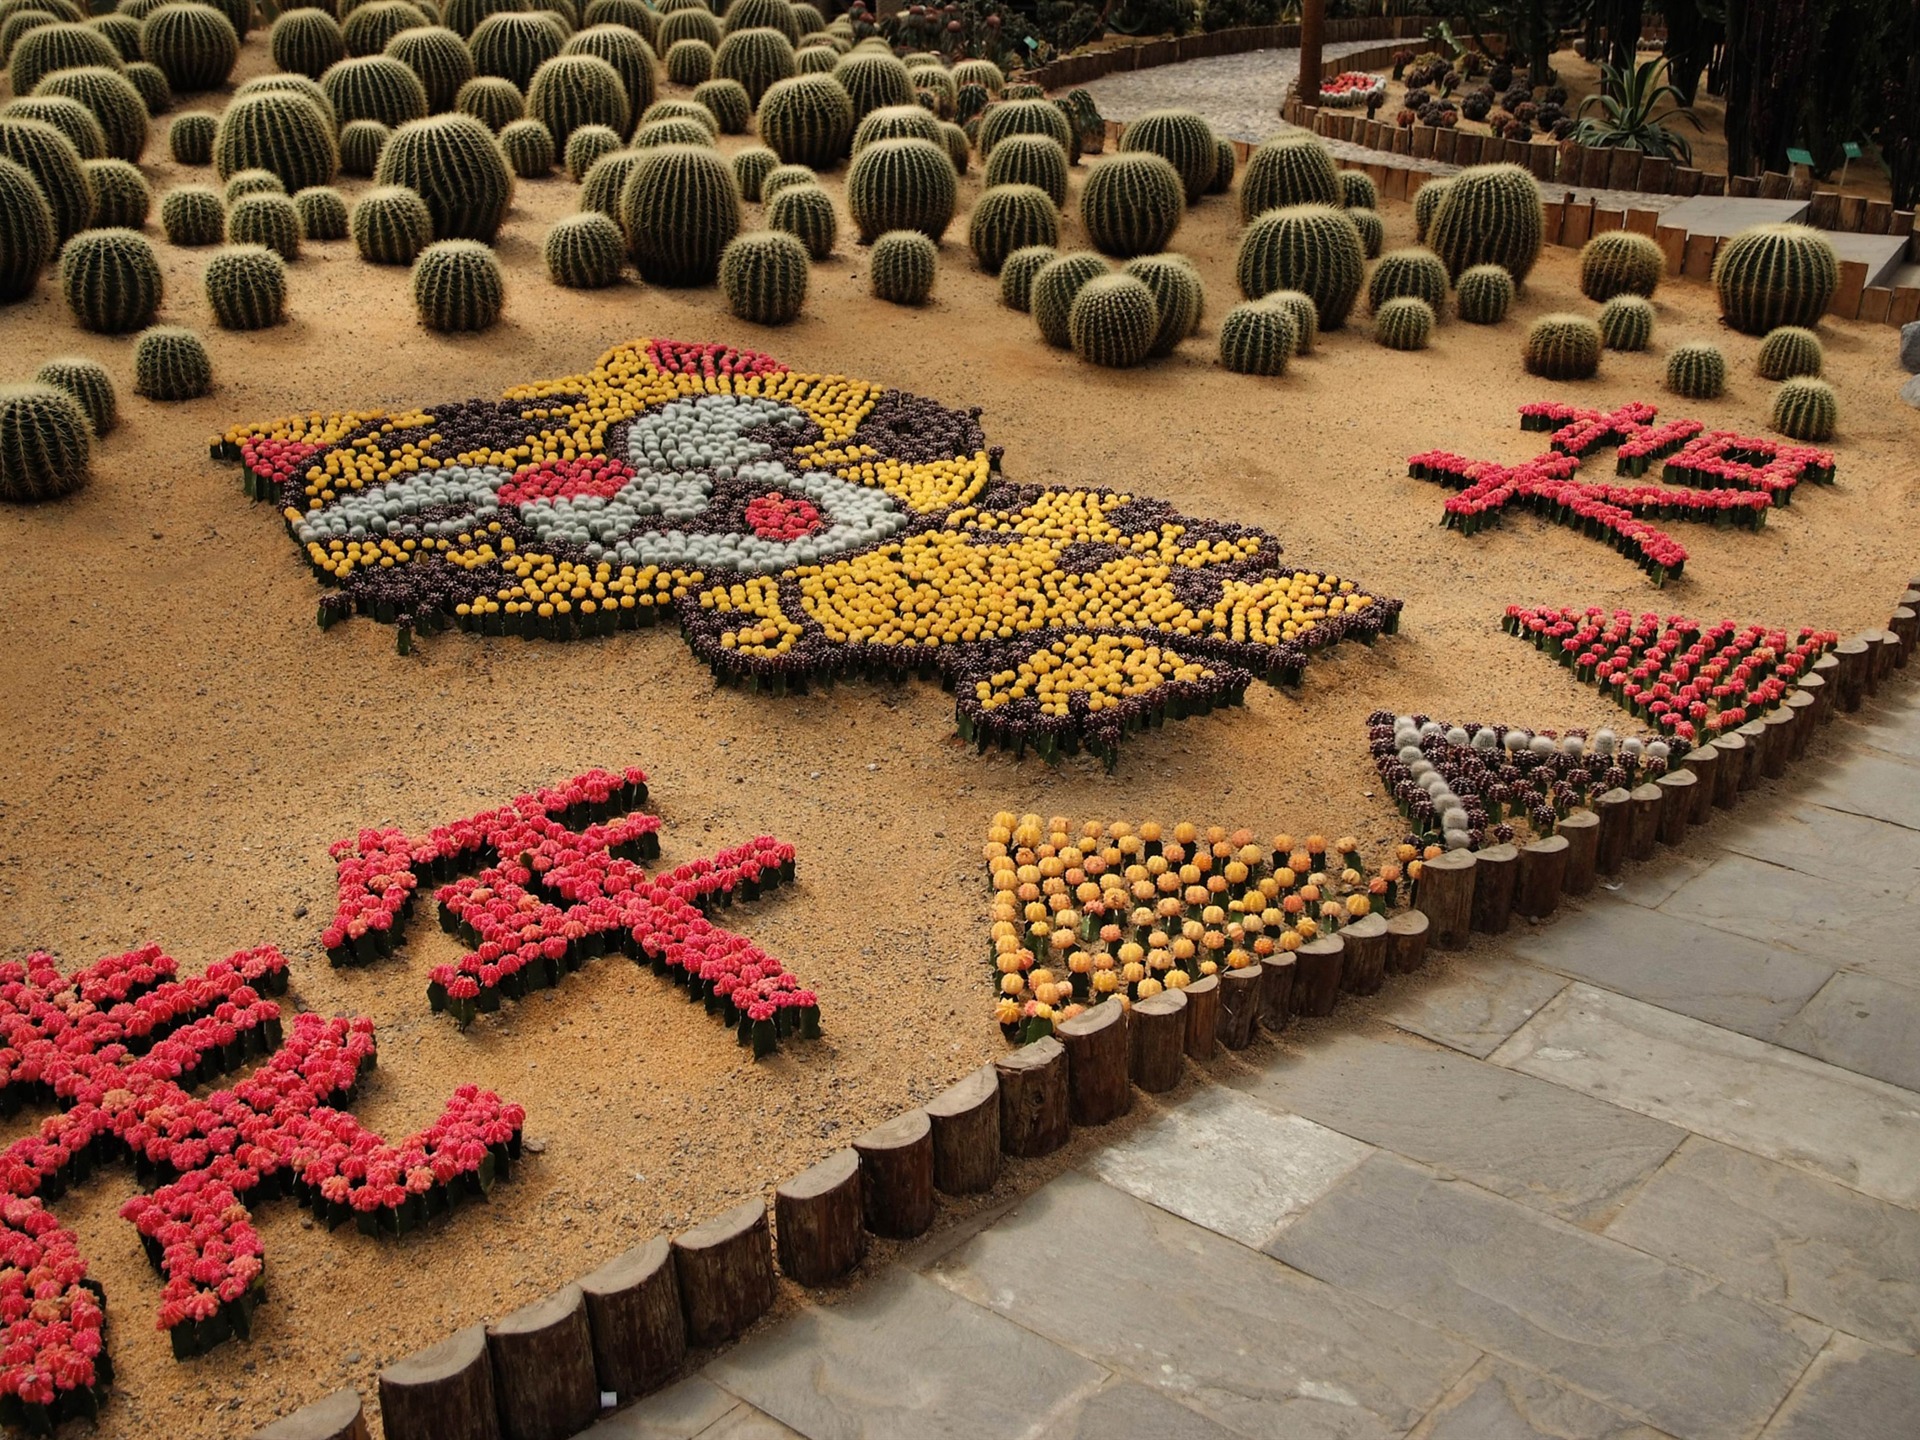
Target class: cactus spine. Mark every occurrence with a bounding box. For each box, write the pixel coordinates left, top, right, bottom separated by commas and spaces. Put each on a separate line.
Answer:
1234, 202, 1364, 329
352, 183, 432, 262
1031, 250, 1107, 347
205, 242, 286, 329
1068, 272, 1157, 368
1711, 223, 1839, 334
730, 143, 778, 199
0, 383, 89, 501
714, 25, 793, 104
1123, 252, 1202, 357
0, 116, 93, 243
0, 154, 54, 301
765, 179, 833, 258
617, 141, 740, 284
33, 356, 115, 436
411, 237, 504, 329
83, 156, 149, 227
693, 78, 750, 133
376, 113, 514, 240
160, 183, 222, 244
1665, 341, 1726, 399
719, 227, 807, 323
1237, 131, 1339, 221
469, 10, 565, 90
1578, 229, 1663, 301
869, 227, 934, 303
562, 24, 654, 130
323, 55, 431, 127
1455, 262, 1512, 324
998, 242, 1054, 310
31, 66, 146, 163
1598, 294, 1653, 351
1373, 295, 1433, 351
1368, 246, 1447, 314
1117, 108, 1216, 202
214, 91, 339, 195
845, 135, 953, 243
755, 73, 853, 168
1770, 376, 1836, 441
1757, 325, 1823, 380
271, 8, 347, 77
60, 225, 161, 331
1427, 163, 1543, 283
967, 181, 1057, 274
139, 4, 237, 92
1523, 313, 1602, 380
1218, 301, 1294, 375
385, 25, 476, 111
543, 207, 622, 285
1080, 151, 1185, 259
981, 132, 1066, 206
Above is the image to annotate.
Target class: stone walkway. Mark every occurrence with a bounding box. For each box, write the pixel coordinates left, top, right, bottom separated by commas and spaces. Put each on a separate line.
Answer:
585, 681, 1920, 1440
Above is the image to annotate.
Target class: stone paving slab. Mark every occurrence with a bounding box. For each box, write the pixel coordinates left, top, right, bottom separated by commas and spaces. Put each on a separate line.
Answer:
1085, 1086, 1372, 1247
1407, 1358, 1671, 1440
1077, 42, 1385, 141
1657, 195, 1811, 236
585, 1377, 745, 1439
1711, 800, 1920, 891
933, 1170, 1479, 1440
706, 1272, 1106, 1440
1376, 953, 1569, 1058
1035, 1379, 1245, 1440
698, 1407, 806, 1439
1761, 1335, 1920, 1440
1268, 1155, 1828, 1440
1775, 970, 1920, 1094
1507, 902, 1834, 1043
1491, 984, 1920, 1208
1824, 230, 1909, 287
1654, 852, 1912, 960
1801, 748, 1920, 831
1604, 1136, 1920, 1353
1228, 1032, 1683, 1226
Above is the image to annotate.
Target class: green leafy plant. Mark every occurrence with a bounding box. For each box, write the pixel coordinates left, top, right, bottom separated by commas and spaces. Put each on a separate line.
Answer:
1571, 56, 1702, 164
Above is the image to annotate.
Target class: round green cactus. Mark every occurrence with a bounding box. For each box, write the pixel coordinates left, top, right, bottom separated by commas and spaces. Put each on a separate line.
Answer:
910, 63, 955, 107
340, 119, 390, 176
85, 13, 142, 64
759, 161, 814, 200
0, 383, 90, 501
756, 72, 852, 168
1455, 262, 1512, 324
693, 78, 750, 134
981, 131, 1066, 206
83, 156, 149, 226
1368, 246, 1447, 314
2, 96, 105, 159
1237, 131, 1339, 222
293, 184, 349, 240
543, 207, 622, 285
870, 226, 934, 304
832, 50, 914, 120
1665, 340, 1726, 399
499, 116, 554, 175
642, 97, 719, 133
1373, 295, 1433, 351
226, 190, 302, 259
714, 25, 793, 104
790, 1, 824, 34
617, 140, 740, 284
664, 36, 713, 85
454, 75, 524, 132
582, 0, 654, 41
1206, 137, 1234, 195
578, 146, 642, 215
9, 21, 120, 95
1080, 151, 1184, 259
204, 242, 286, 329
977, 96, 1069, 158
411, 236, 503, 329
139, 3, 237, 91
385, 25, 475, 110
724, 0, 797, 41
765, 178, 833, 258
159, 182, 222, 244
656, 4, 719, 52
1338, 168, 1376, 210
1117, 108, 1215, 202
133, 322, 210, 399
31, 65, 146, 163
1597, 293, 1654, 351
1769, 376, 1836, 441
1068, 272, 1158, 368
1524, 313, 1602, 381
344, 0, 427, 56
238, 74, 338, 131
634, 116, 714, 147
965, 182, 1057, 274
1265, 289, 1318, 354
938, 118, 968, 174
954, 80, 987, 125
0, 154, 54, 301
1578, 229, 1663, 301
1218, 301, 1295, 376
845, 135, 953, 243
351, 182, 432, 262
1123, 252, 1202, 357
214, 90, 339, 195
0, 116, 94, 243
33, 355, 115, 436
124, 62, 174, 117
729, 142, 778, 199
271, 7, 346, 78
470, 10, 565, 89
223, 168, 285, 201
1427, 163, 1543, 283
1348, 205, 1383, 259
1234, 202, 1364, 329
1003, 81, 1044, 101
324, 54, 431, 127
1031, 250, 1107, 347
795, 42, 836, 74
444, 0, 527, 39
719, 226, 807, 323
1757, 325, 1823, 380
60, 224, 160, 331
376, 112, 514, 240
853, 100, 940, 153
951, 57, 1000, 94
1712, 222, 1839, 334
998, 242, 1054, 311
562, 24, 655, 130
0, 11, 56, 67
562, 121, 619, 183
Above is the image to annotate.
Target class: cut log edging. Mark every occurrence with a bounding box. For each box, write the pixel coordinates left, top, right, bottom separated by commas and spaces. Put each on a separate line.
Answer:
250, 586, 1920, 1440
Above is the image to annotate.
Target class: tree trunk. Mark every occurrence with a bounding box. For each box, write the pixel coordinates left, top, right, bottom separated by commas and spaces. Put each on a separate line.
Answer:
671, 1199, 775, 1347
1129, 988, 1187, 1093
251, 1390, 367, 1440
1058, 1000, 1131, 1127
994, 1036, 1069, 1157
1298, 0, 1325, 104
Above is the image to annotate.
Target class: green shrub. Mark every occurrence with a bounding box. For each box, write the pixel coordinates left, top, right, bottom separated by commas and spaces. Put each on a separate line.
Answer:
60, 224, 160, 330
412, 236, 504, 329
719, 226, 809, 323
543, 207, 622, 285
0, 383, 89, 501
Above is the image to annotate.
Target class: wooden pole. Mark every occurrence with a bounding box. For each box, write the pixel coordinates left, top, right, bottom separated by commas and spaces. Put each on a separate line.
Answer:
1626, 783, 1664, 861
1761, 708, 1795, 777
1384, 910, 1429, 973
1557, 810, 1600, 896
1656, 770, 1696, 845
1595, 787, 1632, 873
671, 1199, 775, 1347
924, 1066, 1000, 1195
487, 1285, 600, 1440
1129, 988, 1187, 1093
1298, 0, 1326, 108
854, 1110, 935, 1239
251, 1390, 367, 1440
1339, 914, 1389, 994
1469, 843, 1518, 934
1736, 719, 1768, 789
1057, 1000, 1131, 1126
774, 1148, 865, 1285
994, 1036, 1069, 1157
1218, 962, 1263, 1049
1784, 690, 1817, 761
1713, 731, 1748, 805
1292, 935, 1345, 1016
1682, 746, 1719, 824
1514, 835, 1570, 919
1416, 850, 1476, 948
577, 1237, 686, 1403
1181, 973, 1220, 1061
378, 1326, 499, 1440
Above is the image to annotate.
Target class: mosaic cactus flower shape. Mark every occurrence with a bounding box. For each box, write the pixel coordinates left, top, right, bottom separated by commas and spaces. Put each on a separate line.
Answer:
222, 339, 1403, 763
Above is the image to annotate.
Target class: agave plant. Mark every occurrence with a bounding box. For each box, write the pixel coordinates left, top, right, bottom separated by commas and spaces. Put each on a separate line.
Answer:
1571, 55, 1702, 163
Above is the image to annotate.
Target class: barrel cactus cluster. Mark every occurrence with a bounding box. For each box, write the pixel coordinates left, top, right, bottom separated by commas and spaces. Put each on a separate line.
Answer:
1235, 203, 1365, 330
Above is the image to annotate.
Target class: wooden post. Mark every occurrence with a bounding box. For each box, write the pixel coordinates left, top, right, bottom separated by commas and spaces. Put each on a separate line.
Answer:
1890, 604, 1918, 662
995, 1036, 1068, 1156
1784, 689, 1818, 761
1626, 784, 1663, 861
487, 1286, 599, 1440
1339, 914, 1389, 994
1595, 787, 1632, 874
1681, 746, 1719, 825
1384, 910, 1429, 973
854, 1110, 935, 1239
1416, 850, 1476, 948
1298, 0, 1325, 105
774, 1149, 865, 1285
1292, 935, 1345, 1017
1656, 770, 1695, 846
378, 1326, 499, 1440
1217, 962, 1263, 1049
577, 1237, 685, 1403
1712, 731, 1747, 806
1469, 843, 1518, 934
1181, 973, 1220, 1061
925, 1066, 1000, 1195
1257, 952, 1294, 1032
672, 1199, 775, 1347
1761, 708, 1796, 778
1514, 835, 1570, 918
1558, 810, 1600, 896
1737, 719, 1769, 789
1057, 1000, 1130, 1126
252, 1390, 368, 1440
1808, 654, 1839, 721
1869, 630, 1902, 691
1835, 635, 1871, 711
1129, 988, 1187, 1093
